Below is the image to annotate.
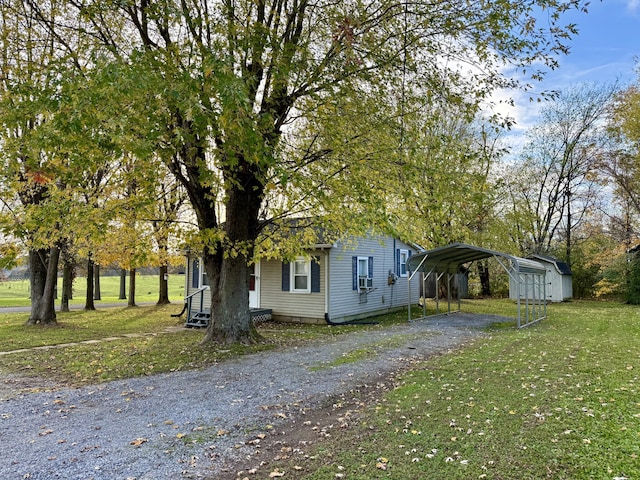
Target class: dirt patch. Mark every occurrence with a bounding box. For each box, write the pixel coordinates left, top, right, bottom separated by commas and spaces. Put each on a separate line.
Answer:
214, 379, 397, 479
0, 371, 62, 400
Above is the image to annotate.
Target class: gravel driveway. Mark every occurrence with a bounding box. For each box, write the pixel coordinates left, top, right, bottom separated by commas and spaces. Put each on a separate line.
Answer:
0, 313, 505, 479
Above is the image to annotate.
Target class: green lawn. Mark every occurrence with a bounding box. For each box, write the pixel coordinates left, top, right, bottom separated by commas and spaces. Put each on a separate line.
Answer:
0, 274, 186, 307
0, 303, 410, 386
271, 300, 640, 479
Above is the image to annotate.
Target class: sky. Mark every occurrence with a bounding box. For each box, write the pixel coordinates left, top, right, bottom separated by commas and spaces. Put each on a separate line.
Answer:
501, 0, 640, 135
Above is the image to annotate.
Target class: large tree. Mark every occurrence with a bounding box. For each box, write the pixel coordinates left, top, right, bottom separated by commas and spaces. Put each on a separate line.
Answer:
504, 82, 617, 262
604, 81, 640, 231
0, 1, 64, 324
18, 0, 585, 343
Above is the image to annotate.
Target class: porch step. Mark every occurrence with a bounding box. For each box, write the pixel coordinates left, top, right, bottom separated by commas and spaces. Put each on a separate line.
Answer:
185, 309, 210, 328
184, 308, 272, 328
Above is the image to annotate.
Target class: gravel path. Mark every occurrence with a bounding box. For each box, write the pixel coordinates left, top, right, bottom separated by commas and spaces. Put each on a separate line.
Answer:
0, 313, 506, 479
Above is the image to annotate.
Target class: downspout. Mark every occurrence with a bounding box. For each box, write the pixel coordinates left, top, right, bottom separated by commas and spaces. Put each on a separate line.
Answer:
324, 250, 330, 323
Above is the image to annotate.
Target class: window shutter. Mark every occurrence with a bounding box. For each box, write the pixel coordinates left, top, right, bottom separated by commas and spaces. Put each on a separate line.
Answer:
311, 257, 321, 293
281, 262, 290, 291
352, 256, 357, 290
192, 259, 199, 288
368, 256, 374, 278
396, 249, 400, 275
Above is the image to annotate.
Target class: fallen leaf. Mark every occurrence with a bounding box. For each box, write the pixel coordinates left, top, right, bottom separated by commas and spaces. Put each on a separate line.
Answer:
130, 438, 148, 447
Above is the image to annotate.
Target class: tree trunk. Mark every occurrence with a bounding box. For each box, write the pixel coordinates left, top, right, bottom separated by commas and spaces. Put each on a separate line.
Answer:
202, 252, 259, 345
119, 268, 127, 299
128, 268, 137, 307
84, 256, 96, 310
61, 261, 74, 312
201, 169, 263, 345
477, 260, 491, 297
157, 265, 170, 305
94, 264, 101, 300
26, 246, 59, 325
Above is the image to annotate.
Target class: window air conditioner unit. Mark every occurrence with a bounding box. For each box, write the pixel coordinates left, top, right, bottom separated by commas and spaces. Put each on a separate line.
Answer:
359, 276, 373, 290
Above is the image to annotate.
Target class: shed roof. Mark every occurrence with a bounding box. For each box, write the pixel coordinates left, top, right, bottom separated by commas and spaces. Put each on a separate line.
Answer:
528, 254, 572, 275
407, 242, 546, 276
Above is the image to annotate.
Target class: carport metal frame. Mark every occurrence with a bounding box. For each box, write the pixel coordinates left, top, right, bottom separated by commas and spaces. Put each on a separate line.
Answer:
407, 243, 547, 328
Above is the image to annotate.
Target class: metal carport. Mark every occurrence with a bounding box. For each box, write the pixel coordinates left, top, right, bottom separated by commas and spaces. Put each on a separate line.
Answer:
406, 242, 547, 328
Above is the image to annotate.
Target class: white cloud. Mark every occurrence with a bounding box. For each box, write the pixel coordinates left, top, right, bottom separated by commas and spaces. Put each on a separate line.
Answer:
626, 0, 640, 14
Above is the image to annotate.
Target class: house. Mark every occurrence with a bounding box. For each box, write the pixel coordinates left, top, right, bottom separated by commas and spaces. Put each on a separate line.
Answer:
509, 254, 572, 303
183, 232, 420, 325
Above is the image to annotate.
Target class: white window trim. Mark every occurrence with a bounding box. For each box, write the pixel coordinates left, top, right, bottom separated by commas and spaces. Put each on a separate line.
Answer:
195, 258, 210, 289
399, 249, 409, 278
291, 256, 311, 293
357, 256, 373, 290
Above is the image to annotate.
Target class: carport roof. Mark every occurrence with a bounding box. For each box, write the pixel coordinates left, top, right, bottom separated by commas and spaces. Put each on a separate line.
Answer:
407, 242, 546, 276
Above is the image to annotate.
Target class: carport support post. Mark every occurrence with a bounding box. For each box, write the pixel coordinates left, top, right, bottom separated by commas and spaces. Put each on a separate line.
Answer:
447, 273, 452, 313
422, 273, 427, 318
407, 272, 412, 322
525, 274, 529, 325
436, 273, 440, 314
517, 273, 522, 328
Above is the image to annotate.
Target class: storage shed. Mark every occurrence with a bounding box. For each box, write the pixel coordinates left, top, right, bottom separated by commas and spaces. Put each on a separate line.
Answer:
509, 254, 572, 303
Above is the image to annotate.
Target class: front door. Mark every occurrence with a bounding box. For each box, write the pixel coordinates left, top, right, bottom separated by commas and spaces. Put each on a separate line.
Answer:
249, 262, 260, 308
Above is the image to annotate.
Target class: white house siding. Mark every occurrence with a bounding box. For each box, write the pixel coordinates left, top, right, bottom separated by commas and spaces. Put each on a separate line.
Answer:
327, 235, 420, 323
184, 234, 420, 324
259, 254, 327, 324
185, 257, 212, 312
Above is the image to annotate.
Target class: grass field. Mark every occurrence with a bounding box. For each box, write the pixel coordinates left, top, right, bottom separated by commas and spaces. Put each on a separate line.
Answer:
0, 274, 186, 307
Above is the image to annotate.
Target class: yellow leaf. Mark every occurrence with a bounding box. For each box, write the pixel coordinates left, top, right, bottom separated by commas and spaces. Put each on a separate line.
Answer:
269, 469, 285, 477
130, 438, 148, 447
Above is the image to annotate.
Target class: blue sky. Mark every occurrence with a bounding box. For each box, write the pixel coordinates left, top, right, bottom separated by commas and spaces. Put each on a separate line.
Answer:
500, 0, 640, 134
549, 0, 640, 87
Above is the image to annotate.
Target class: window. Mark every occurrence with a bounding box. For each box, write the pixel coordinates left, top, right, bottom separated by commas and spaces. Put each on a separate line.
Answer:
355, 256, 373, 290
399, 249, 409, 277
291, 257, 311, 293
192, 259, 200, 288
